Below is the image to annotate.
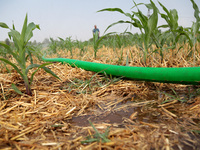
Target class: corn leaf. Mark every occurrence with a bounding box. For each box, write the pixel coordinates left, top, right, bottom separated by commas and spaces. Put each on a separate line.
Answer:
158, 1, 179, 31
0, 58, 23, 78
97, 8, 125, 14
147, 2, 158, 34
175, 29, 193, 47
136, 10, 148, 30
158, 2, 172, 27
190, 0, 200, 36
131, 2, 144, 9
12, 22, 15, 30
8, 30, 22, 51
0, 22, 9, 29
158, 24, 169, 28
97, 8, 134, 23
0, 42, 17, 58
58, 37, 64, 41
24, 22, 40, 44
170, 9, 178, 30
11, 83, 23, 95
192, 130, 200, 134
26, 63, 59, 85
190, 0, 200, 20
20, 14, 28, 47
158, 1, 170, 18
88, 120, 110, 143
43, 66, 60, 79
25, 64, 41, 75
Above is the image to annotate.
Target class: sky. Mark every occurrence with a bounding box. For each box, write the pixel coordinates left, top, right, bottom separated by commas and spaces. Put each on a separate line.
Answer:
0, 0, 200, 42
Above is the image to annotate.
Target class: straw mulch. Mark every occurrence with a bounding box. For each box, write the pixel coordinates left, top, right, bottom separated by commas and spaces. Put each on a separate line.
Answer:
0, 45, 200, 150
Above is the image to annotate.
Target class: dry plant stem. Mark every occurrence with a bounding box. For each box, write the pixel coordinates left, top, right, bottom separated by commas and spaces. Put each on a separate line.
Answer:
0, 83, 6, 100
0, 102, 7, 111
140, 122, 159, 128
0, 104, 19, 116
0, 120, 19, 130
11, 124, 42, 140
161, 106, 177, 118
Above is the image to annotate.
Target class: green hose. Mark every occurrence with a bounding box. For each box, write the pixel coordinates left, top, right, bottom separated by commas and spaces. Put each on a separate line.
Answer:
42, 56, 200, 85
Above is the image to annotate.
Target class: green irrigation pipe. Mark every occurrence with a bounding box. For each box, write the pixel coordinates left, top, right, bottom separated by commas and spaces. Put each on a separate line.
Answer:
42, 56, 200, 85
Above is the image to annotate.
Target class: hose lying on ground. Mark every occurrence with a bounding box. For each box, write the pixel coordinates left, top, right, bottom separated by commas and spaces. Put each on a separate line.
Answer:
42, 56, 200, 85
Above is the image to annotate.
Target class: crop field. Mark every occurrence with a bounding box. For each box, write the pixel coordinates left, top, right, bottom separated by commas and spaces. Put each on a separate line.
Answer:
0, 0, 200, 150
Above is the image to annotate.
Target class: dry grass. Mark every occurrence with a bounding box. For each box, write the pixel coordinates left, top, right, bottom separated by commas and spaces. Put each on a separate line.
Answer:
0, 45, 200, 149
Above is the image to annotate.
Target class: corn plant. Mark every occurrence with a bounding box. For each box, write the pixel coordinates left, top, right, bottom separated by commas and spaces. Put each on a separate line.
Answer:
0, 44, 7, 59
189, 0, 200, 63
161, 88, 187, 104
64, 37, 74, 58
58, 37, 65, 51
81, 120, 110, 144
0, 14, 60, 96
158, 2, 189, 57
114, 34, 125, 64
93, 31, 101, 59
150, 29, 169, 62
74, 40, 88, 57
158, 2, 179, 47
93, 32, 111, 59
49, 37, 58, 54
158, 0, 200, 59
98, 0, 159, 64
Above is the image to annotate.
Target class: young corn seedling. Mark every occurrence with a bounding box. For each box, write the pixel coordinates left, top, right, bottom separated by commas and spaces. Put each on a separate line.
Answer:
81, 120, 110, 144
74, 39, 88, 57
161, 88, 187, 104
49, 37, 58, 54
115, 34, 124, 65
64, 37, 74, 58
93, 31, 101, 59
93, 32, 112, 59
0, 14, 60, 96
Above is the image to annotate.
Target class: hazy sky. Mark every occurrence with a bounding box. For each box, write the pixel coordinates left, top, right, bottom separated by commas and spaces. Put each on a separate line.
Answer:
0, 0, 199, 42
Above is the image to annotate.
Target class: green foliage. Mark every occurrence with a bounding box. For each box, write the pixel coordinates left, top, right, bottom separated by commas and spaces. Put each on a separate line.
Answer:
161, 87, 200, 104
190, 0, 200, 63
93, 31, 105, 59
53, 37, 75, 58
98, 0, 159, 64
160, 87, 200, 104
0, 14, 60, 96
61, 71, 121, 94
97, 0, 200, 64
49, 38, 58, 54
28, 42, 44, 61
75, 40, 88, 57
81, 120, 110, 144
158, 1, 193, 57
63, 37, 74, 58
161, 88, 187, 104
